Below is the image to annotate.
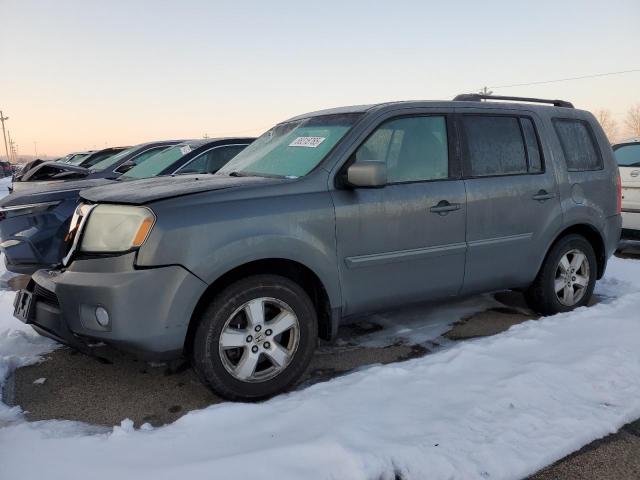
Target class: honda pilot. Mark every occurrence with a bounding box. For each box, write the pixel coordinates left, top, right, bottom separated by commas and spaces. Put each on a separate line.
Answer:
15, 95, 621, 401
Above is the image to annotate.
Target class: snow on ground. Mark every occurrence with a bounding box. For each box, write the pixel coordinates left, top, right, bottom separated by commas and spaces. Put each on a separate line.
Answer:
338, 293, 502, 348
0, 256, 639, 479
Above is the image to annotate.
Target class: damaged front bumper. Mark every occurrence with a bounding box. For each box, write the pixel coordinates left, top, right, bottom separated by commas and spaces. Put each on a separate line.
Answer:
14, 253, 207, 360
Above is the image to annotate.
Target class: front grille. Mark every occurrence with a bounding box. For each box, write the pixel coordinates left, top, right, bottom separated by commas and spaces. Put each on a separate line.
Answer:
33, 283, 60, 307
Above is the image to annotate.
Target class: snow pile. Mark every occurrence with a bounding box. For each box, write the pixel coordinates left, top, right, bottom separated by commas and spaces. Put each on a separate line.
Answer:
0, 257, 639, 479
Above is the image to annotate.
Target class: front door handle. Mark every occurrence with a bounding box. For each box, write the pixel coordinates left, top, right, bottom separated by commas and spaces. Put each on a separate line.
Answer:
430, 200, 461, 215
532, 190, 556, 202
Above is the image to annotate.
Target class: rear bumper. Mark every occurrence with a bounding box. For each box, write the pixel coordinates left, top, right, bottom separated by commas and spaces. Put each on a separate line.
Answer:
19, 254, 207, 360
621, 209, 640, 232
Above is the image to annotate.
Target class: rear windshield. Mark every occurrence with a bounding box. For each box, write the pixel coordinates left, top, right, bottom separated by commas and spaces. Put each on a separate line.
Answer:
614, 143, 640, 167
216, 113, 362, 178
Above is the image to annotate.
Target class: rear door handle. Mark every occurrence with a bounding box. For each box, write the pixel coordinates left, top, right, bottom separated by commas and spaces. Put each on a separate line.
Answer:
532, 190, 556, 202
430, 201, 461, 215
631, 170, 640, 178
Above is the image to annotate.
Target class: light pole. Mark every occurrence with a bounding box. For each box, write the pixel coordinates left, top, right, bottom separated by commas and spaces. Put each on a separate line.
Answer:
34, 141, 38, 158
0, 111, 9, 162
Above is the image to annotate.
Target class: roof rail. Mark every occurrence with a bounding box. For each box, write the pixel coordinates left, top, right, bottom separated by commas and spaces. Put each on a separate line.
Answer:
453, 94, 574, 109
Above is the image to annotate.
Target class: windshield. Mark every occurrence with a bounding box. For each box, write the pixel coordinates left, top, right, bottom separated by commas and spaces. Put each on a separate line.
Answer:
122, 144, 194, 179
614, 144, 640, 167
81, 149, 124, 168
216, 113, 362, 178
89, 146, 140, 171
66, 153, 90, 165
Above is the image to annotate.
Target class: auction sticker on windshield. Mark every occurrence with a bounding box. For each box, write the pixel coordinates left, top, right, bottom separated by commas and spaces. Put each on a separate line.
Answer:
288, 136, 326, 148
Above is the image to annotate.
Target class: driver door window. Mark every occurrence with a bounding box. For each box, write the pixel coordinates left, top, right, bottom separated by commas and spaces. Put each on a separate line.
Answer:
354, 116, 449, 183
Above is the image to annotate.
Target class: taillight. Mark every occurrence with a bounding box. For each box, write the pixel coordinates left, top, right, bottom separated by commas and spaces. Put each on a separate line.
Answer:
616, 173, 622, 215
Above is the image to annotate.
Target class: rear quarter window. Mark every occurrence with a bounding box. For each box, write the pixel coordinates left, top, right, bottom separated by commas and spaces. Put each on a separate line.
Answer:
614, 143, 640, 167
553, 119, 603, 172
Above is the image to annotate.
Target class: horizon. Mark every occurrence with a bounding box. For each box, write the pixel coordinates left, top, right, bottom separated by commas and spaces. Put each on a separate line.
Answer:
1, 0, 639, 158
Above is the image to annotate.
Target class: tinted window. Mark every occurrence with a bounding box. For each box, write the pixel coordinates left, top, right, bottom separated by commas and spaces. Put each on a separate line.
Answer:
553, 119, 602, 171
355, 116, 448, 183
614, 144, 640, 167
521, 118, 542, 173
179, 145, 248, 174
464, 116, 527, 176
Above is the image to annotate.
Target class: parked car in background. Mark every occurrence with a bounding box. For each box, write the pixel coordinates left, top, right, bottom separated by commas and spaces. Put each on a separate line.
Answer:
613, 139, 640, 239
0, 138, 253, 273
121, 137, 253, 180
0, 161, 13, 177
57, 151, 94, 164
15, 95, 620, 401
13, 142, 177, 185
74, 146, 130, 168
14, 148, 128, 183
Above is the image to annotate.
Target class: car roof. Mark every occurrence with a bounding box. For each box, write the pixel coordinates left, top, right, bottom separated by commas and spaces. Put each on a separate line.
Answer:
177, 137, 255, 149
284, 99, 584, 123
613, 138, 640, 147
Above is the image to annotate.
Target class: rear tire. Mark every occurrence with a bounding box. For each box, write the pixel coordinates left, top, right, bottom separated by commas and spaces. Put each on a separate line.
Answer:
191, 274, 318, 401
525, 234, 597, 315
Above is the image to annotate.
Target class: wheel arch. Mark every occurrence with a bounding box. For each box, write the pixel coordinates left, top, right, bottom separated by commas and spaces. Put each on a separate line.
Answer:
184, 258, 337, 356
541, 223, 606, 279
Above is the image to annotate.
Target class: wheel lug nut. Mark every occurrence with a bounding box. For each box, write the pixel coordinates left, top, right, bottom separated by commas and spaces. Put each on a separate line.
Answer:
246, 335, 253, 343
264, 342, 271, 349
255, 325, 262, 332
251, 346, 259, 353
265, 329, 272, 336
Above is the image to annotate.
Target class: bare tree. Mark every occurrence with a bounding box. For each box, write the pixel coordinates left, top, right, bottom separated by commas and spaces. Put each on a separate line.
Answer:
595, 110, 618, 142
625, 104, 640, 138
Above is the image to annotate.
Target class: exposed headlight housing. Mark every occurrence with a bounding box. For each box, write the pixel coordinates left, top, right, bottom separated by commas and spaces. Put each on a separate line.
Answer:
79, 204, 156, 253
0, 200, 61, 220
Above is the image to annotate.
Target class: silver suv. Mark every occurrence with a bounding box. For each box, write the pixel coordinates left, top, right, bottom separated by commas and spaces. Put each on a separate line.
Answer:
15, 95, 622, 400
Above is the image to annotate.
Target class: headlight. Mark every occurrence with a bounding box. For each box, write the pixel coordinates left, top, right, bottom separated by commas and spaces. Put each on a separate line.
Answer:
0, 200, 60, 220
80, 204, 155, 253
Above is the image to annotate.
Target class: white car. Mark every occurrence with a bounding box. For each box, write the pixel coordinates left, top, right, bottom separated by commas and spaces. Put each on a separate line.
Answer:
614, 138, 640, 238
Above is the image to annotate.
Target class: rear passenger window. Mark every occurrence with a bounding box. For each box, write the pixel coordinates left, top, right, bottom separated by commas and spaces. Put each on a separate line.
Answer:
520, 118, 542, 173
553, 119, 603, 171
463, 116, 527, 176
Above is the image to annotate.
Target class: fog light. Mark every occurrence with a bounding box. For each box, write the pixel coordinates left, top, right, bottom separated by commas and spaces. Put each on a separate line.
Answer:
95, 306, 110, 327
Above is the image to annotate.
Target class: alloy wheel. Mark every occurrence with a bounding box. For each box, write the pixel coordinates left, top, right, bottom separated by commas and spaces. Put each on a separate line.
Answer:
218, 297, 300, 383
554, 248, 590, 306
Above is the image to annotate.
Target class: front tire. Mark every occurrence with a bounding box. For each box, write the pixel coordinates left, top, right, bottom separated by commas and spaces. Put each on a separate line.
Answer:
525, 234, 597, 315
191, 274, 318, 401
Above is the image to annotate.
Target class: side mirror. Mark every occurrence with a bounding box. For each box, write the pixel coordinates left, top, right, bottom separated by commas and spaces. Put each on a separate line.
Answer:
116, 160, 136, 173
346, 161, 387, 188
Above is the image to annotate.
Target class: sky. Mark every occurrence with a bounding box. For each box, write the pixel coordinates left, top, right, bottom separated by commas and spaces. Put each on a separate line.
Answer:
1, 0, 639, 158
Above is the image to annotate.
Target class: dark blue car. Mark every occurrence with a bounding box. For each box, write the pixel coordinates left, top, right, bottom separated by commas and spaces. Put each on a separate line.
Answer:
0, 138, 253, 273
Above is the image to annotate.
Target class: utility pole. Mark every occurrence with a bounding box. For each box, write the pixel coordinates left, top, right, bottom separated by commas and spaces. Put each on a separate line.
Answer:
0, 110, 9, 162
479, 86, 493, 95
34, 141, 38, 158
7, 131, 16, 162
